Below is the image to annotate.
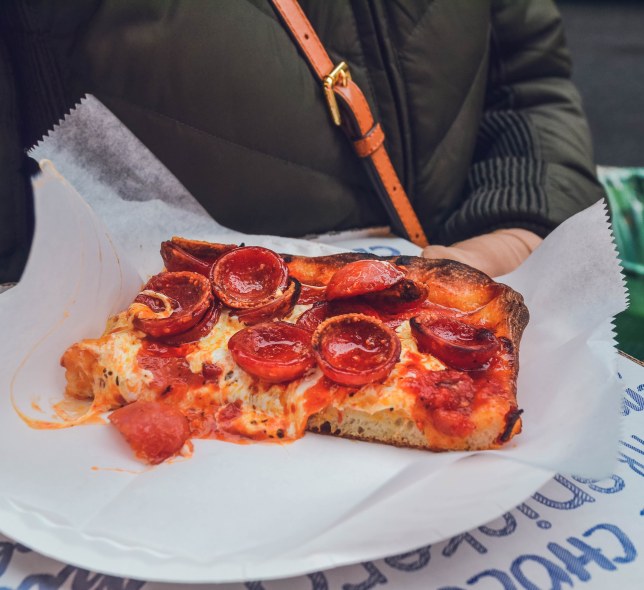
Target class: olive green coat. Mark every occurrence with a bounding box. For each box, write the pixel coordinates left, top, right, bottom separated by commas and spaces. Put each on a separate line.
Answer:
0, 0, 603, 281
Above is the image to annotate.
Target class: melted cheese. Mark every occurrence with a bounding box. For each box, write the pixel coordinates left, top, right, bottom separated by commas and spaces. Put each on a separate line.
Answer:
66, 303, 481, 446
184, 309, 326, 439
79, 329, 152, 408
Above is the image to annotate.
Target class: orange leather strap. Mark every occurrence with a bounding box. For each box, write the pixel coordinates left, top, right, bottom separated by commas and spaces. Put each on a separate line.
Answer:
270, 0, 429, 247
353, 124, 385, 158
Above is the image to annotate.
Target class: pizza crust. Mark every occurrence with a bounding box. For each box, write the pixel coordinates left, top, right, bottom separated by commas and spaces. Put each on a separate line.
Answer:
306, 384, 523, 452
284, 250, 528, 450
307, 407, 431, 450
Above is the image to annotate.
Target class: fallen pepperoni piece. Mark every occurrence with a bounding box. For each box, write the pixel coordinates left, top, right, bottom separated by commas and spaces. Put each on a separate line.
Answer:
228, 322, 315, 383
236, 279, 300, 325
296, 301, 329, 333
325, 260, 405, 301
312, 314, 401, 386
158, 300, 221, 345
363, 278, 428, 313
131, 272, 213, 338
211, 246, 289, 309
298, 283, 327, 304
410, 316, 499, 370
109, 401, 191, 464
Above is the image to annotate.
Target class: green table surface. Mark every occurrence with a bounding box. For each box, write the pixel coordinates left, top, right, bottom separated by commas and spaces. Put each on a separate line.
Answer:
615, 272, 644, 361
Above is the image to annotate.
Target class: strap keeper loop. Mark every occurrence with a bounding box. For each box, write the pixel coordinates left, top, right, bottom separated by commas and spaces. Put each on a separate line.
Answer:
353, 123, 385, 158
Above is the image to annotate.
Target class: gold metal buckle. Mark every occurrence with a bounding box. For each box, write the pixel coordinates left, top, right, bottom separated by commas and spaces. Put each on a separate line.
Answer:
323, 62, 351, 126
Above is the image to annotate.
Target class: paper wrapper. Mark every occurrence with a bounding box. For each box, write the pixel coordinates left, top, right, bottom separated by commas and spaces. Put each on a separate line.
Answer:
0, 97, 628, 581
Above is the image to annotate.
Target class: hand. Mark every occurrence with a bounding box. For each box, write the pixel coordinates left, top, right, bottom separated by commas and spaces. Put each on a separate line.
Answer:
422, 228, 542, 278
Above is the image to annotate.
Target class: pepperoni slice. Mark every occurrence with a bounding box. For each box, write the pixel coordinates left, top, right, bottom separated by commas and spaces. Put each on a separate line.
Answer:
363, 278, 428, 313
410, 315, 499, 370
236, 279, 301, 325
157, 300, 221, 345
298, 283, 327, 304
327, 299, 382, 321
228, 322, 315, 383
161, 241, 212, 276
325, 260, 405, 301
109, 401, 191, 464
161, 239, 236, 276
131, 272, 213, 338
211, 247, 288, 309
312, 314, 401, 386
296, 301, 329, 333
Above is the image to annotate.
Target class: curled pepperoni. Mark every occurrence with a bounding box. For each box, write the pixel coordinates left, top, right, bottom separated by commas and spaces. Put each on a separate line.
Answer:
109, 401, 191, 464
161, 241, 211, 276
363, 278, 428, 313
211, 247, 288, 309
325, 260, 404, 301
298, 283, 327, 304
236, 279, 300, 325
410, 316, 499, 370
161, 239, 236, 276
131, 272, 213, 338
228, 322, 315, 383
157, 300, 221, 345
171, 238, 236, 261
296, 301, 329, 333
328, 299, 382, 321
312, 314, 401, 386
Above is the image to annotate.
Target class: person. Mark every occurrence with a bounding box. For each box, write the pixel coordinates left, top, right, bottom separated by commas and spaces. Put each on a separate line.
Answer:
0, 0, 604, 283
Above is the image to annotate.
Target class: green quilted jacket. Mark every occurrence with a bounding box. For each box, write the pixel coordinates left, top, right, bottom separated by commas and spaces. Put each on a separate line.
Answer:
0, 0, 604, 282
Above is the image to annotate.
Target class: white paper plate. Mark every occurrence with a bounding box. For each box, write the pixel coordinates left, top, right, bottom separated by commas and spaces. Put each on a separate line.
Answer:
0, 163, 622, 583
0, 454, 552, 583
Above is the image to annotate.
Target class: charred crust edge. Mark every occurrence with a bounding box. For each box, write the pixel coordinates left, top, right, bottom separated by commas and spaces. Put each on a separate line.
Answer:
499, 408, 524, 443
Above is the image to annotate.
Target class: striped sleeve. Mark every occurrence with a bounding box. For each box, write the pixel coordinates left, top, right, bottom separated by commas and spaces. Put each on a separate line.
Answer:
439, 0, 605, 243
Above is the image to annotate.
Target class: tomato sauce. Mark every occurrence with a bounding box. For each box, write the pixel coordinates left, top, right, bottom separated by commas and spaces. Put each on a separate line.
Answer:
401, 360, 476, 438
302, 377, 337, 415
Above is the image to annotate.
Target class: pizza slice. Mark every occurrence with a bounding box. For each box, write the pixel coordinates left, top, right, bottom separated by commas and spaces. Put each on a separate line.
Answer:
60, 237, 528, 464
